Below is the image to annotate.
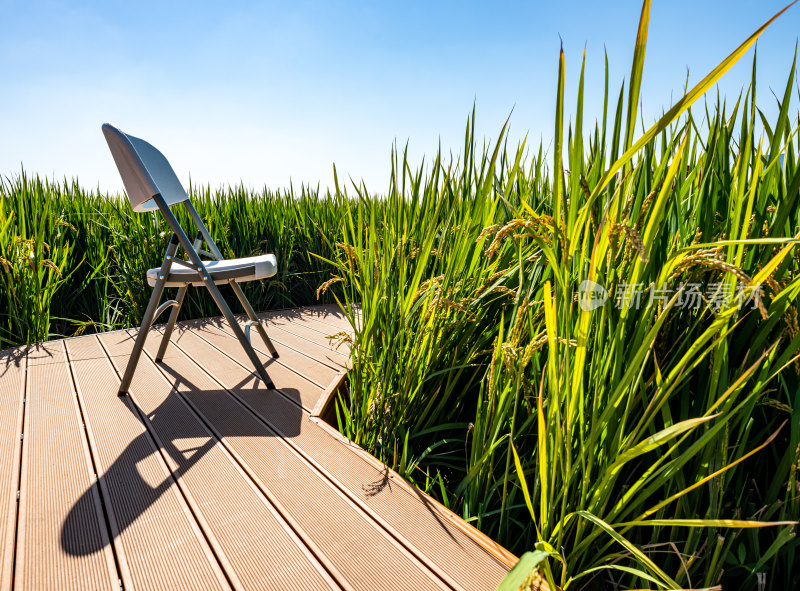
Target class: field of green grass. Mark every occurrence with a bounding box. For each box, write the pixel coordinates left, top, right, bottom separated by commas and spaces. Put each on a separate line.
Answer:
0, 176, 347, 346
2, 2, 800, 589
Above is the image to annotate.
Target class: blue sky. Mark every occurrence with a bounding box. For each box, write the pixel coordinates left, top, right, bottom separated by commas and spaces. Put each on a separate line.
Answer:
1, 1, 798, 195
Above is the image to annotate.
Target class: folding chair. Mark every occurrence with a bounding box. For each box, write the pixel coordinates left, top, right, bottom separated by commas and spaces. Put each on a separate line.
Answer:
102, 123, 279, 395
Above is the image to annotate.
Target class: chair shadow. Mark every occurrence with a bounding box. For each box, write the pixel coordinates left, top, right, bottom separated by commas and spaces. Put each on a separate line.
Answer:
61, 352, 303, 557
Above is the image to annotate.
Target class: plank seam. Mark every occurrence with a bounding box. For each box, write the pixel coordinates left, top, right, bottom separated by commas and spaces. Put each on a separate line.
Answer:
93, 335, 244, 591
7, 350, 27, 591
165, 332, 460, 591
186, 327, 313, 411
193, 321, 342, 389
65, 337, 233, 591
258, 312, 352, 339
63, 340, 132, 591
247, 323, 350, 369
271, 305, 360, 332
263, 309, 514, 566
307, 418, 519, 568
129, 332, 354, 591
255, 320, 351, 361
60, 340, 121, 589
179, 310, 350, 373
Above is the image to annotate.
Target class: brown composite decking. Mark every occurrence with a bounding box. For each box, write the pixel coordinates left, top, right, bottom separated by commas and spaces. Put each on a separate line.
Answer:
0, 305, 515, 591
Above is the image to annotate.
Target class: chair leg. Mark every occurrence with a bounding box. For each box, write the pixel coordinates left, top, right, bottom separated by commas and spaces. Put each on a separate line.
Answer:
229, 281, 279, 358
119, 236, 179, 395
154, 196, 275, 390
155, 284, 187, 361
206, 282, 276, 389
156, 231, 203, 362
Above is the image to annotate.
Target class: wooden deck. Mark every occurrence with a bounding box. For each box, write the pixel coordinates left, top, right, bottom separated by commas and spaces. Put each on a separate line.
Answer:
0, 305, 514, 590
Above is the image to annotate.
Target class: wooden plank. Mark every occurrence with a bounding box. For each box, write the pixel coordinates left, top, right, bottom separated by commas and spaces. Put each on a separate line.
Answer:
254, 314, 351, 362
214, 321, 342, 384
0, 302, 515, 591
167, 324, 327, 412
309, 371, 347, 420
65, 336, 231, 591
181, 316, 342, 389
176, 312, 348, 418
147, 328, 450, 591
265, 312, 354, 344
15, 342, 118, 590
0, 347, 26, 590
264, 325, 349, 368
285, 305, 359, 332
97, 330, 342, 591
169, 322, 513, 591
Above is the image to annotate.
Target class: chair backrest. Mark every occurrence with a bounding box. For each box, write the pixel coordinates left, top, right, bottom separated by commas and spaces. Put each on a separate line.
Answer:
102, 123, 189, 212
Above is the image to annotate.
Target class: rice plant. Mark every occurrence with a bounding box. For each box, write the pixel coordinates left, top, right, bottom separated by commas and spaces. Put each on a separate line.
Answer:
325, 2, 800, 588
0, 176, 347, 347
0, 172, 74, 345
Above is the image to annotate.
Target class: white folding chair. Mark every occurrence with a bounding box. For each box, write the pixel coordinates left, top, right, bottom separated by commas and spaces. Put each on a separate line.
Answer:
102, 123, 279, 395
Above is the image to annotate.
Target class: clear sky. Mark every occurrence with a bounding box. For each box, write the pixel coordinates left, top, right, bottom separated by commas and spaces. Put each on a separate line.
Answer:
1, 1, 798, 195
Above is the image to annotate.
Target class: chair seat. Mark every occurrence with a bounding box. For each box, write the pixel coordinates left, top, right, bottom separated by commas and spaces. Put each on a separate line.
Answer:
147, 254, 278, 287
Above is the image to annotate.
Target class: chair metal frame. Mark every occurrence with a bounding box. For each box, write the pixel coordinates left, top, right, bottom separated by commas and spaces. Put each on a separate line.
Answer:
102, 124, 279, 395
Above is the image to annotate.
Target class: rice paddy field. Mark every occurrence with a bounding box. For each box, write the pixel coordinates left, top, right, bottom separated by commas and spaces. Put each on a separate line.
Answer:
3, 3, 800, 590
